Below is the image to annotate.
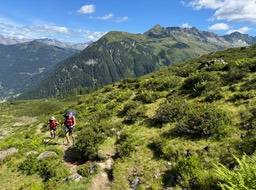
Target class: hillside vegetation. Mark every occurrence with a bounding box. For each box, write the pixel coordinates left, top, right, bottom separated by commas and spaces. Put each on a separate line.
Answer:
19, 26, 249, 100
1, 44, 256, 189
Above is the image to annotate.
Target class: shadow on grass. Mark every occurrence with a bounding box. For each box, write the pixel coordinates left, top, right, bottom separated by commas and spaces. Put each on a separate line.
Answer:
143, 118, 163, 128
63, 147, 86, 165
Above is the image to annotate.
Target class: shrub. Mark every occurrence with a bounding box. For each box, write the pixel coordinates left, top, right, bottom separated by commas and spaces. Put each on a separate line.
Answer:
116, 131, 141, 157
169, 154, 203, 189
74, 126, 105, 160
117, 101, 139, 117
239, 106, 256, 131
116, 90, 134, 102
123, 106, 146, 125
204, 91, 223, 102
134, 90, 158, 104
240, 130, 256, 155
19, 154, 39, 175
154, 99, 188, 124
182, 72, 218, 97
102, 86, 115, 93
148, 137, 177, 160
229, 92, 255, 102
182, 72, 216, 90
77, 162, 98, 177
176, 104, 231, 139
222, 63, 248, 84
19, 154, 69, 182
205, 61, 228, 72
173, 65, 194, 77
240, 78, 256, 91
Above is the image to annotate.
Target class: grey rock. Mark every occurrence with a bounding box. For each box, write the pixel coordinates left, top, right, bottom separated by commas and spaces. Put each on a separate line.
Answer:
130, 178, 140, 190
37, 151, 57, 160
0, 147, 18, 161
68, 173, 83, 182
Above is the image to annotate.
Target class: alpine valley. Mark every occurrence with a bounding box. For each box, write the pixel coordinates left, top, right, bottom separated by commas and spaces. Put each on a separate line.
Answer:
2, 37, 256, 189
1, 25, 255, 100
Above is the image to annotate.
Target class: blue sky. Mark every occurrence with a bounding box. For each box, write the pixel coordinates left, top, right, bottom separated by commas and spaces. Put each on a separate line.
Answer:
0, 0, 256, 43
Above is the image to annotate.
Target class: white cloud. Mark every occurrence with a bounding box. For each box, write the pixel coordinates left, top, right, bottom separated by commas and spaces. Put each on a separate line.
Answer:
208, 23, 230, 30
0, 17, 106, 43
180, 1, 186, 6
77, 5, 95, 15
84, 31, 106, 41
188, 0, 223, 10
226, 26, 251, 34
90, 13, 114, 20
180, 23, 192, 28
114, 16, 129, 23
187, 0, 256, 23
42, 25, 69, 34
89, 14, 128, 22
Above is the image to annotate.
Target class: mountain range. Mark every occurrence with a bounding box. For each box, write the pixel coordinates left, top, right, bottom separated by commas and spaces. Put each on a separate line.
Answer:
0, 34, 90, 50
17, 25, 256, 99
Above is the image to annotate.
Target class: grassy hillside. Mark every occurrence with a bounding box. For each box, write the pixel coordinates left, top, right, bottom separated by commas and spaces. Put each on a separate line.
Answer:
1, 44, 256, 189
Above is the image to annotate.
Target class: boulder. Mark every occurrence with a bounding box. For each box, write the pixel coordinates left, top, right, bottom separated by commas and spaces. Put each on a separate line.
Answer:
67, 173, 83, 182
37, 151, 57, 160
0, 147, 18, 161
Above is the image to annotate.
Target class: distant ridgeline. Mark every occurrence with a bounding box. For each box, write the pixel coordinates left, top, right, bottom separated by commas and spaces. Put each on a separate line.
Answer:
16, 25, 256, 99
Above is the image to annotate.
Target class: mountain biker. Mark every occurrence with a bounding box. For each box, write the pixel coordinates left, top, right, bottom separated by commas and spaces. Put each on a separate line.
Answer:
62, 111, 76, 145
48, 116, 58, 139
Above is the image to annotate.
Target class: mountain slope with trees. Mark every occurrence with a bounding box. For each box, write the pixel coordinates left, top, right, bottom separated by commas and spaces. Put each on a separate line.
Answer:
0, 41, 78, 100
19, 25, 256, 99
1, 44, 256, 189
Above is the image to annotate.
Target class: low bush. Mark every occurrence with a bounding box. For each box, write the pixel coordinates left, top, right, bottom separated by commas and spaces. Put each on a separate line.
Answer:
155, 100, 231, 139
204, 91, 223, 102
77, 161, 98, 177
123, 106, 146, 125
74, 126, 105, 160
154, 99, 188, 124
222, 63, 248, 84
182, 72, 218, 97
19, 154, 69, 182
117, 102, 139, 117
240, 78, 256, 91
176, 104, 231, 139
116, 90, 134, 102
134, 90, 158, 104
229, 92, 255, 102
116, 131, 141, 157
167, 154, 203, 189
173, 65, 194, 77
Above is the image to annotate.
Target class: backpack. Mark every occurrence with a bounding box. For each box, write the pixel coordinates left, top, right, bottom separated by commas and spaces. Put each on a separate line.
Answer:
65, 110, 76, 117
64, 110, 75, 127
49, 119, 58, 128
65, 116, 74, 126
